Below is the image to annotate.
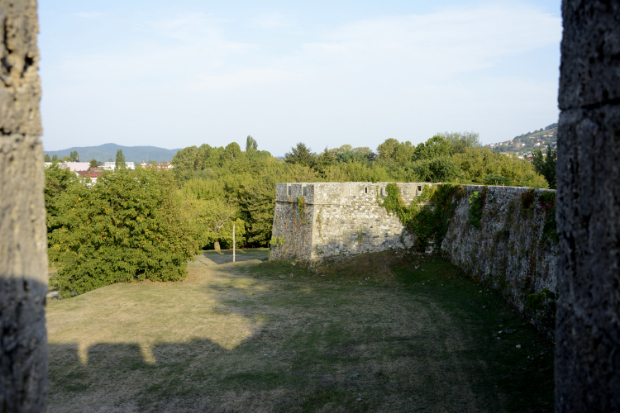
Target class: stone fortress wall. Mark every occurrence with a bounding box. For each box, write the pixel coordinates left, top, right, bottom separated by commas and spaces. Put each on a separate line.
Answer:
270, 182, 433, 262
270, 182, 558, 338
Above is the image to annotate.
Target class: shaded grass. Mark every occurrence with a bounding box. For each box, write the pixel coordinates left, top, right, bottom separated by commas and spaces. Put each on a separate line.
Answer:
47, 252, 553, 412
393, 256, 555, 411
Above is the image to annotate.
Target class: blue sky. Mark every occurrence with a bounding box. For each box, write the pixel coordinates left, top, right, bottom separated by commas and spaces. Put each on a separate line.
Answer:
39, 0, 562, 155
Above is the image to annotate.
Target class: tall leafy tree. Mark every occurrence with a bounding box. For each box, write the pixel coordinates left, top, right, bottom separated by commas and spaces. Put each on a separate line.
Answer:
44, 154, 51, 162
438, 131, 481, 154
69, 150, 80, 161
45, 163, 79, 235
224, 142, 243, 160
414, 136, 452, 160
115, 149, 126, 170
89, 159, 98, 169
284, 142, 316, 168
533, 147, 557, 189
393, 141, 415, 164
246, 135, 258, 152
377, 138, 400, 161
172, 146, 198, 180
317, 148, 336, 171
532, 149, 545, 175
181, 194, 245, 248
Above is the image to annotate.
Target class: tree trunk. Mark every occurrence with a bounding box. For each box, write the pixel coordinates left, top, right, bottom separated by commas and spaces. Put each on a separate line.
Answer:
556, 1, 620, 411
214, 241, 220, 250
0, 1, 48, 411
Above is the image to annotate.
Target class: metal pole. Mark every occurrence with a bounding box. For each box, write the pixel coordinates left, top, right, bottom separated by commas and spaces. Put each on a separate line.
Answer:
233, 224, 236, 263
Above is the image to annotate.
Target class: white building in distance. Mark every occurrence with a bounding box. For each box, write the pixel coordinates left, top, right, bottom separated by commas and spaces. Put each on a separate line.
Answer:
43, 162, 90, 171
103, 161, 135, 170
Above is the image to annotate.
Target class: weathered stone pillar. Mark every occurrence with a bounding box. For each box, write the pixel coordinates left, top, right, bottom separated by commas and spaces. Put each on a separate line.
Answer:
0, 0, 48, 411
556, 1, 620, 411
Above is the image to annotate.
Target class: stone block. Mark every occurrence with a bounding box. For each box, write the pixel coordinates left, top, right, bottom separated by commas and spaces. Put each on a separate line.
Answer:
558, 0, 620, 110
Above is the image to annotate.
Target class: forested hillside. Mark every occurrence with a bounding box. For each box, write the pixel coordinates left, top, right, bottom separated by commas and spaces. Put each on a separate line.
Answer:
171, 133, 549, 250
44, 143, 180, 163
489, 123, 558, 154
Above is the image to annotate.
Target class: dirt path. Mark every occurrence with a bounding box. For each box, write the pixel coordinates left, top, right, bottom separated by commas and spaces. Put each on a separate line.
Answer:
46, 253, 554, 412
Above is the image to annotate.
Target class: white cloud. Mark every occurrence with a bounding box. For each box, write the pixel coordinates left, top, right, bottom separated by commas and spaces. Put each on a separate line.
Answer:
250, 12, 295, 29
43, 4, 562, 151
298, 4, 560, 77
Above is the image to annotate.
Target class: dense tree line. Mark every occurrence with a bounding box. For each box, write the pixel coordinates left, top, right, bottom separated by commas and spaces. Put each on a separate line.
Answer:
44, 132, 549, 295
171, 133, 548, 251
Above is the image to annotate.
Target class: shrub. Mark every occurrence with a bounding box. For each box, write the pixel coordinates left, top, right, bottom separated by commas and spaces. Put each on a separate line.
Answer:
483, 174, 510, 186
48, 168, 196, 297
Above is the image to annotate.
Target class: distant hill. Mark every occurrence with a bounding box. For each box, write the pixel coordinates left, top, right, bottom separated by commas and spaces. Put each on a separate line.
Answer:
44, 143, 180, 163
486, 123, 558, 155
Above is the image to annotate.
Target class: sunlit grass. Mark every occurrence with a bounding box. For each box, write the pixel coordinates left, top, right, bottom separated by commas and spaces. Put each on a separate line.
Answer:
47, 252, 554, 412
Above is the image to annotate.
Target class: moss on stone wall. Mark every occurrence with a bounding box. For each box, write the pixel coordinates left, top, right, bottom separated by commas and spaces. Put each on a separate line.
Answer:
468, 187, 487, 228
382, 183, 464, 252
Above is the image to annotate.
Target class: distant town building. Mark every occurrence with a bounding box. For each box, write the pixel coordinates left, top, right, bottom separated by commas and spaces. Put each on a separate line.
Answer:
139, 162, 174, 170
103, 161, 135, 170
60, 162, 90, 172
76, 170, 104, 185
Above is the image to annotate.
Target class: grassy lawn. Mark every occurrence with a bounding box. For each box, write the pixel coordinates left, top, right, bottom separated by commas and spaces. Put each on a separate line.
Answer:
47, 252, 554, 412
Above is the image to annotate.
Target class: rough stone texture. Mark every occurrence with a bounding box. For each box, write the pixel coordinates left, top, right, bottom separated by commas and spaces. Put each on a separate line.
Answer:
558, 1, 620, 110
556, 1, 620, 410
442, 185, 558, 339
0, 0, 48, 412
271, 183, 559, 337
270, 182, 427, 262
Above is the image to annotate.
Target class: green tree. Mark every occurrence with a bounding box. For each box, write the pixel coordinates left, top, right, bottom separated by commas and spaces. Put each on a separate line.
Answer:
285, 143, 316, 168
438, 131, 481, 154
172, 146, 198, 180
48, 168, 195, 296
532, 149, 545, 175
44, 163, 79, 235
246, 135, 258, 152
51, 154, 58, 162
452, 147, 548, 188
377, 138, 400, 161
224, 142, 243, 161
194, 144, 212, 171
115, 149, 126, 170
393, 141, 415, 164
409, 157, 465, 182
414, 136, 452, 160
533, 146, 556, 189
44, 154, 51, 162
181, 194, 245, 248
89, 159, 98, 169
69, 150, 79, 161
316, 148, 336, 174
